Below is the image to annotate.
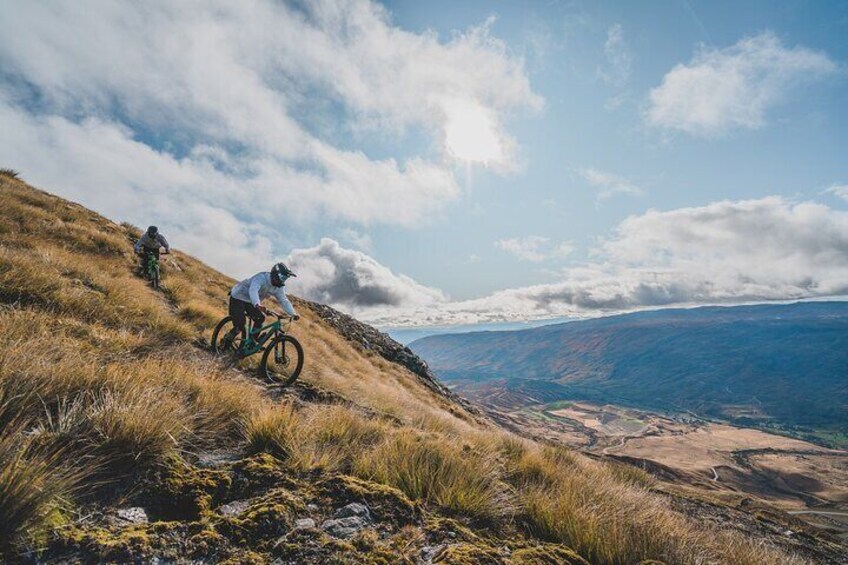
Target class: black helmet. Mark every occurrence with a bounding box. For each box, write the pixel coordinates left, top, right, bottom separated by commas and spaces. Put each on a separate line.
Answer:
270, 262, 296, 287
147, 225, 158, 237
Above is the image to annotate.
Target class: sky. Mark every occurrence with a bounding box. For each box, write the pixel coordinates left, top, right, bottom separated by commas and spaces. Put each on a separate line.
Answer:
1, 0, 847, 327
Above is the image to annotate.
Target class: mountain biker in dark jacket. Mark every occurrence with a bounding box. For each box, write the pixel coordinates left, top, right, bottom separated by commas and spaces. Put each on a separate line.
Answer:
229, 262, 299, 349
134, 225, 170, 272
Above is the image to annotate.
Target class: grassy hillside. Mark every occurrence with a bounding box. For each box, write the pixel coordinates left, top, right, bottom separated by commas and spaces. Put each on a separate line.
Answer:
411, 303, 848, 438
0, 172, 825, 563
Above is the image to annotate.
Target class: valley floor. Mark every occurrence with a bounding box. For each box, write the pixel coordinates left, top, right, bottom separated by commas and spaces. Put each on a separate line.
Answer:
489, 400, 848, 545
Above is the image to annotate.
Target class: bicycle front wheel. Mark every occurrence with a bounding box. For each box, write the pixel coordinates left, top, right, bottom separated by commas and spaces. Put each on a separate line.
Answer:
259, 335, 304, 386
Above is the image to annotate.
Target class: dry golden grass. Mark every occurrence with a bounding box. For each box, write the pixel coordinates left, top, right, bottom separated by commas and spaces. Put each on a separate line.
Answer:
354, 430, 510, 524
0, 176, 811, 564
294, 404, 391, 472
503, 440, 805, 565
242, 403, 300, 461
0, 422, 81, 551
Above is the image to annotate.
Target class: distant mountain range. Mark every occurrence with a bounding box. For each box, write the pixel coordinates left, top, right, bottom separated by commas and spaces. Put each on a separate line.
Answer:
410, 302, 848, 433
382, 317, 571, 344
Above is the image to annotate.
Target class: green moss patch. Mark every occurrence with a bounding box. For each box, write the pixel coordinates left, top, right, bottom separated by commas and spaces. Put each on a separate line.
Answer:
435, 542, 504, 565
214, 488, 305, 549
141, 456, 232, 520
55, 525, 153, 563
316, 474, 419, 527
230, 453, 299, 498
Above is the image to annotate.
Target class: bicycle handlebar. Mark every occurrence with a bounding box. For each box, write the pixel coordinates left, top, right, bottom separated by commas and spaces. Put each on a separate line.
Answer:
269, 311, 296, 321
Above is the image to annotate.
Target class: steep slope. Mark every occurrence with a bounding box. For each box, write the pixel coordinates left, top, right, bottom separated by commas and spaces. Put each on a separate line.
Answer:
0, 172, 841, 564
411, 303, 848, 435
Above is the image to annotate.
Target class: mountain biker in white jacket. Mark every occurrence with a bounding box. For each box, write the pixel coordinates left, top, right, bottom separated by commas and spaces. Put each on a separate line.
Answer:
134, 225, 170, 272
229, 262, 299, 349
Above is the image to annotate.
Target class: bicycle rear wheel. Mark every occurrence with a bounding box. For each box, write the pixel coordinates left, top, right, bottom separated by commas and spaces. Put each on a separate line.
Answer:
211, 316, 243, 355
259, 335, 304, 386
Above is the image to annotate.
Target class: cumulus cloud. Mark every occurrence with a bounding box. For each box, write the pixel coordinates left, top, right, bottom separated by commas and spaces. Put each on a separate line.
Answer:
339, 228, 374, 253
495, 236, 574, 262
577, 167, 644, 202
286, 238, 445, 313
365, 197, 848, 326
646, 32, 836, 137
0, 0, 539, 276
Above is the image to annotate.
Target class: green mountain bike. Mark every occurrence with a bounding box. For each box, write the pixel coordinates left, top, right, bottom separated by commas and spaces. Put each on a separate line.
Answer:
211, 311, 304, 386
141, 249, 168, 289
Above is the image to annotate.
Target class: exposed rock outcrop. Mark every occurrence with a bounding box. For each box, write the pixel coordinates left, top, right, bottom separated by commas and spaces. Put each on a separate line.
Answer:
305, 301, 482, 416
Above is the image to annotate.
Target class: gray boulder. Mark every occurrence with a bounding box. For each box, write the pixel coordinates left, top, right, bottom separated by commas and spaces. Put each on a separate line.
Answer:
321, 502, 372, 539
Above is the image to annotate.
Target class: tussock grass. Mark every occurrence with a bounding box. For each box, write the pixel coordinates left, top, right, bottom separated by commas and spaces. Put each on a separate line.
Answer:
0, 246, 192, 342
603, 459, 655, 488
178, 299, 222, 327
0, 423, 81, 551
86, 388, 187, 467
242, 403, 300, 460
102, 353, 264, 444
354, 431, 510, 524
295, 404, 391, 472
0, 168, 20, 179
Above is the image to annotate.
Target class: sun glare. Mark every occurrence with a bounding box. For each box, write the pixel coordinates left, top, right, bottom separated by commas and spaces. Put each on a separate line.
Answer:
443, 99, 504, 165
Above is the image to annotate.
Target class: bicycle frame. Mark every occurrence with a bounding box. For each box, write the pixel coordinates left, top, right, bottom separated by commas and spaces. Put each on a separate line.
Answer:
245, 314, 292, 341
146, 253, 158, 275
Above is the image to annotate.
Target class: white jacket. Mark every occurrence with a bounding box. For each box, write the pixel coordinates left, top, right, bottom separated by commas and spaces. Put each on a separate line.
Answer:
231, 272, 297, 317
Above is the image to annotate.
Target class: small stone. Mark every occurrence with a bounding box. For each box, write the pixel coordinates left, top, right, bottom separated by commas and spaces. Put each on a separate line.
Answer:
115, 507, 148, 524
196, 450, 239, 468
294, 518, 316, 529
420, 544, 446, 562
334, 502, 370, 519
307, 503, 319, 512
217, 499, 251, 517
321, 516, 369, 539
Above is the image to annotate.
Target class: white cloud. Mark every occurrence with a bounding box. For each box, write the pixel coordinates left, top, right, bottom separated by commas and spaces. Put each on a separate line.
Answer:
227, 196, 848, 327
577, 167, 644, 202
339, 228, 374, 253
367, 197, 848, 326
646, 32, 836, 137
0, 0, 539, 275
597, 24, 632, 87
826, 184, 848, 201
286, 238, 445, 313
495, 236, 574, 262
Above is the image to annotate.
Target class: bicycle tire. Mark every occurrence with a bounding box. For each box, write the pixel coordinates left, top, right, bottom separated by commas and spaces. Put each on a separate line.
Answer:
259, 335, 304, 386
211, 316, 242, 355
